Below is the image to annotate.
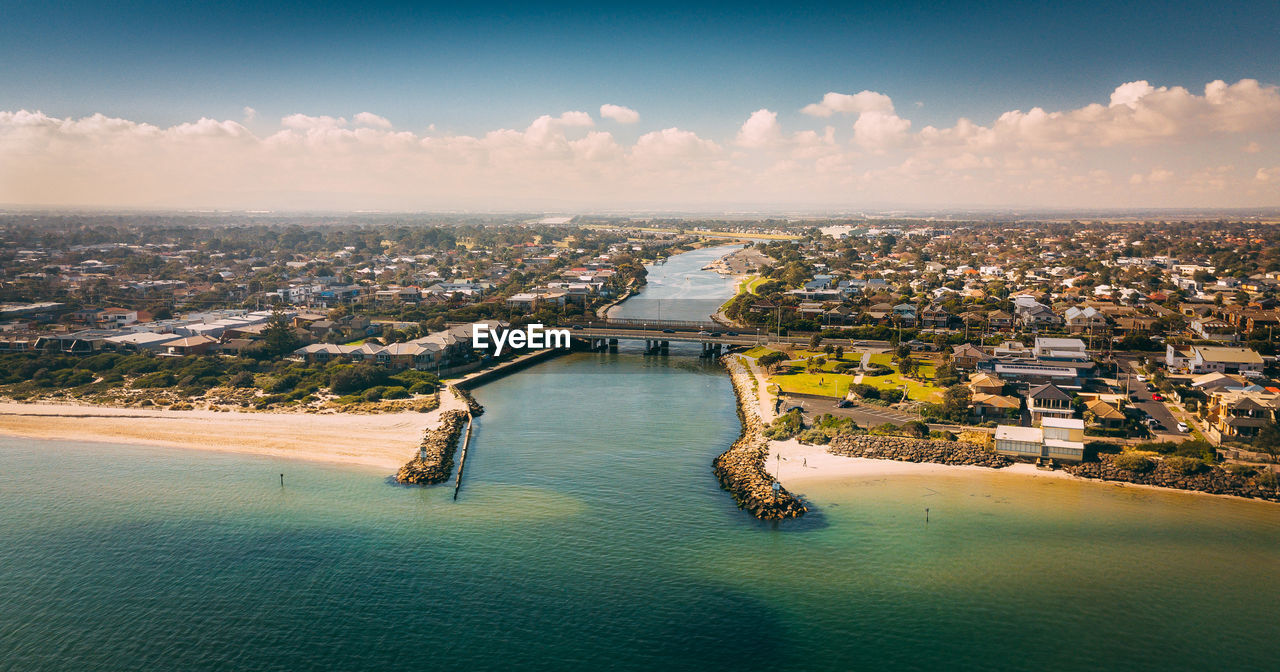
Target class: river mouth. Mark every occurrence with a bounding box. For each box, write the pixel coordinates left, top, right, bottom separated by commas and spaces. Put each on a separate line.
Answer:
3, 349, 1278, 671
3, 245, 1280, 671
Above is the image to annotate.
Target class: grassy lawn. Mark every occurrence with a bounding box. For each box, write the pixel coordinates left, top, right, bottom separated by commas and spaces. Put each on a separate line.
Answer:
743, 275, 768, 294
742, 345, 780, 358
754, 345, 950, 402
342, 338, 367, 346
770, 349, 945, 402
773, 371, 858, 397
870, 373, 945, 404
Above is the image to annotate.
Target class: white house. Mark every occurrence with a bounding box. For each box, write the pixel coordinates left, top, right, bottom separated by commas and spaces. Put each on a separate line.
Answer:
994, 417, 1085, 463
1033, 337, 1088, 360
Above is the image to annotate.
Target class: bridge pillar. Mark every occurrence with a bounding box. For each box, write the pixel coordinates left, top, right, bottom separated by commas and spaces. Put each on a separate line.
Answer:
608, 338, 618, 352
660, 340, 669, 353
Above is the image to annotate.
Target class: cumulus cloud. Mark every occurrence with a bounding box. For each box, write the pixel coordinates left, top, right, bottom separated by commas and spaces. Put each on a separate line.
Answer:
736, 109, 782, 148
801, 90, 895, 117
599, 104, 639, 124
853, 110, 911, 150
353, 112, 392, 129
2, 78, 1278, 210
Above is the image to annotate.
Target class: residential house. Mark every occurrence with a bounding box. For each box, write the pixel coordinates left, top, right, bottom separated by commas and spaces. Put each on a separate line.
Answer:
1189, 318, 1236, 342
968, 372, 1005, 395
1016, 301, 1062, 329
1026, 383, 1074, 422
1083, 398, 1126, 429
891, 303, 918, 325
1204, 389, 1280, 441
987, 310, 1014, 330
920, 304, 952, 329
163, 335, 216, 356
970, 392, 1020, 418
951, 343, 990, 370
1063, 306, 1109, 333
1034, 337, 1088, 360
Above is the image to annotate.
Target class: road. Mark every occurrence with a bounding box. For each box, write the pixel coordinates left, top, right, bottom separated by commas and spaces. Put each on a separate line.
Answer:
1115, 363, 1191, 442
776, 393, 984, 435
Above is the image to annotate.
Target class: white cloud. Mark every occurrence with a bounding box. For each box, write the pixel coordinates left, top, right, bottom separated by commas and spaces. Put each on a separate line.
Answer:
736, 109, 782, 148
600, 104, 639, 124
801, 90, 895, 117
2, 78, 1278, 210
853, 110, 911, 150
1109, 80, 1156, 108
632, 127, 719, 161
242, 106, 256, 121
353, 112, 392, 129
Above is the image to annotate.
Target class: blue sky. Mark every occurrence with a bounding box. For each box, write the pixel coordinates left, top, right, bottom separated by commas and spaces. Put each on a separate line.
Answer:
2, 1, 1278, 210
4, 1, 1277, 133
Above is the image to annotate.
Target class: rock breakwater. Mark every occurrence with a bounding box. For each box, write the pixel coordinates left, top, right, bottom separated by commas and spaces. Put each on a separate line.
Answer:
714, 359, 807, 520
454, 387, 484, 417
395, 409, 470, 485
1066, 456, 1280, 502
828, 434, 1013, 468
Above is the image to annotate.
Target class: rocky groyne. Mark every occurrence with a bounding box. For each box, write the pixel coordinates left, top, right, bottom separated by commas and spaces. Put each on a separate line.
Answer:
395, 409, 470, 485
714, 359, 807, 520
828, 434, 1013, 468
453, 386, 485, 417
1066, 456, 1280, 502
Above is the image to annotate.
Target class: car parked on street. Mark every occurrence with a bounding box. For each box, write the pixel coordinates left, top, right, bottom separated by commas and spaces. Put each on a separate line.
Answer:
1177, 422, 1189, 433
1151, 393, 1164, 401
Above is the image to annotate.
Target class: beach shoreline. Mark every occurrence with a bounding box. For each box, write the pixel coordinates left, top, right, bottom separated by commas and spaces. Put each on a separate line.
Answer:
767, 438, 1277, 504
0, 395, 467, 472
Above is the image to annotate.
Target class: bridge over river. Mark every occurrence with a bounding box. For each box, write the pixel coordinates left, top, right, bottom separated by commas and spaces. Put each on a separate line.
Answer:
560, 319, 892, 356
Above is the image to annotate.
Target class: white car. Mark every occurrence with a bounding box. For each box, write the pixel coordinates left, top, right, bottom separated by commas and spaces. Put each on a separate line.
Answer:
1177, 422, 1189, 433
1135, 374, 1148, 382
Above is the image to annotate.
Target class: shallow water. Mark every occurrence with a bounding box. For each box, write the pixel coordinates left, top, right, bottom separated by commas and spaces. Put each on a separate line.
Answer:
1, 352, 1278, 671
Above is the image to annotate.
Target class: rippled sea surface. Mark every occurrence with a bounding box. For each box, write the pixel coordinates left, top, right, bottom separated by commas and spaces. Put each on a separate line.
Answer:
2, 352, 1278, 671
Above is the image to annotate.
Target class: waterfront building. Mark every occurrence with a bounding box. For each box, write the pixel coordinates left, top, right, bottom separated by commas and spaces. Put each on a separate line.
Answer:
993, 417, 1086, 462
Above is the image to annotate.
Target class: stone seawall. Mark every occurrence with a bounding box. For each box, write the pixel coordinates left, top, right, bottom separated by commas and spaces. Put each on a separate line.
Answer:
713, 359, 807, 520
1066, 456, 1280, 502
453, 386, 485, 417
828, 434, 1013, 468
395, 409, 470, 485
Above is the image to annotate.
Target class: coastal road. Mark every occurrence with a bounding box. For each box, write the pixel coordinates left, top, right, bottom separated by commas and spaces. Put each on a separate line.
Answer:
1115, 365, 1189, 442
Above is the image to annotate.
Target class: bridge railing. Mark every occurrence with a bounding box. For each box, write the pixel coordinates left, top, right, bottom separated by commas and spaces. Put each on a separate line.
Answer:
562, 318, 723, 331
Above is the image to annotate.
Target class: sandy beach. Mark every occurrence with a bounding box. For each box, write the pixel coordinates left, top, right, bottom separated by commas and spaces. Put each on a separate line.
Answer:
0, 394, 467, 472
766, 438, 1073, 486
